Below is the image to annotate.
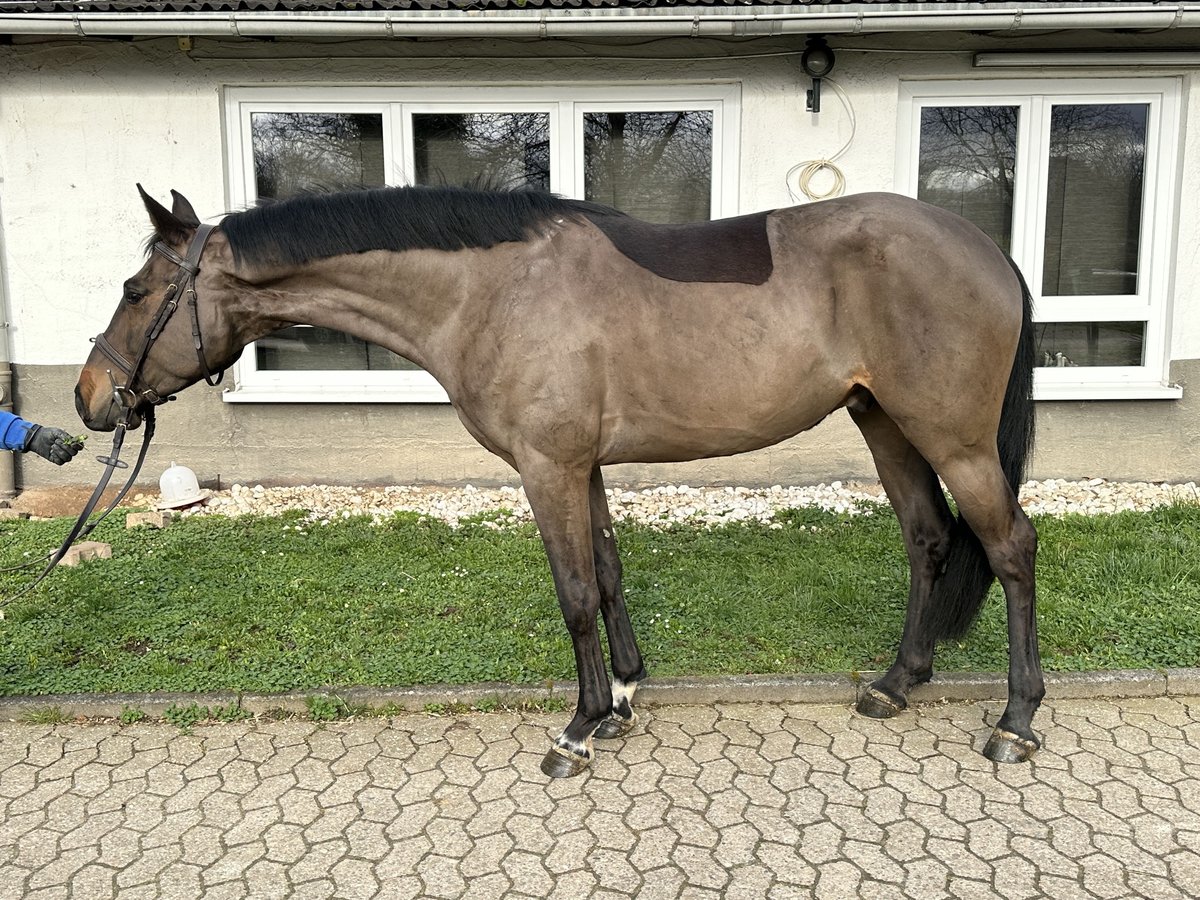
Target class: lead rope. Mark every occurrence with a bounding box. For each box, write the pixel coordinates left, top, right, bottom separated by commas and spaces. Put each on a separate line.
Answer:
0, 407, 156, 605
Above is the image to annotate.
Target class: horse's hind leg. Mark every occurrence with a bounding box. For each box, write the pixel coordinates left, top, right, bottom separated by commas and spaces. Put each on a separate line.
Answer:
518, 454, 613, 777
850, 403, 955, 718
933, 453, 1043, 762
588, 467, 647, 740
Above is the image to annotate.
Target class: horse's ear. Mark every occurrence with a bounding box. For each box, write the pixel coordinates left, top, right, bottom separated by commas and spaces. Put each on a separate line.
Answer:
137, 183, 189, 244
170, 190, 201, 228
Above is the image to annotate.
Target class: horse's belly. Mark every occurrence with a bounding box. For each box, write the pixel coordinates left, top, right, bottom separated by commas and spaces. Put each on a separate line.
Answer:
596, 389, 843, 465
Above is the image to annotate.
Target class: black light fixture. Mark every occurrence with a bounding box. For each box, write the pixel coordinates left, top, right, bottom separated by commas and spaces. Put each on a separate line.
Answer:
801, 36, 836, 113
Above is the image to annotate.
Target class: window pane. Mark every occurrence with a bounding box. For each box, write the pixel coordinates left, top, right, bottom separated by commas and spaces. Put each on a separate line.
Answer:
584, 111, 713, 223
917, 106, 1017, 253
256, 327, 420, 372
1042, 104, 1147, 297
413, 113, 550, 190
249, 114, 399, 373
251, 112, 385, 200
1035, 322, 1145, 368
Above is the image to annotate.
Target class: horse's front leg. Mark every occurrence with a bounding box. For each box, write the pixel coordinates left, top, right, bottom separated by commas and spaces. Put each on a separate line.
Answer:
520, 455, 612, 778
588, 467, 647, 740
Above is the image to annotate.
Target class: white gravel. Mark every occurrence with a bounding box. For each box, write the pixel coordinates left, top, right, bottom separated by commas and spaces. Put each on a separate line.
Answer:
135, 478, 1200, 530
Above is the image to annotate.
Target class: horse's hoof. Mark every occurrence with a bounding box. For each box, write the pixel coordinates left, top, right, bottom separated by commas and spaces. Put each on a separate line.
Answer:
594, 712, 638, 740
983, 728, 1039, 764
540, 745, 592, 778
856, 686, 907, 719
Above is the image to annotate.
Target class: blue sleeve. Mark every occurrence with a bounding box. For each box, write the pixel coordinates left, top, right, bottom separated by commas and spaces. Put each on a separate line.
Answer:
0, 410, 35, 451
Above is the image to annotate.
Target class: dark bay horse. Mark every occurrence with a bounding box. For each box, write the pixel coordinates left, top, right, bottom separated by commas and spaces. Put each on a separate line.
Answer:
76, 185, 1040, 777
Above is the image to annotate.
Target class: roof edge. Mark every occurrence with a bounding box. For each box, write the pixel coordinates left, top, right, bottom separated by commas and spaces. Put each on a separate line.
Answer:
4, 6, 1200, 39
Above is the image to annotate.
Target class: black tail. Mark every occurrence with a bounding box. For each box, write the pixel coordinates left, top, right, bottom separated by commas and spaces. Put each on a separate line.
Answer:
928, 257, 1036, 641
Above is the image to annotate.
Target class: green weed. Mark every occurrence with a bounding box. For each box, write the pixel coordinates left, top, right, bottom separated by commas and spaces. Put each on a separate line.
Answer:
118, 706, 147, 725
163, 702, 210, 731
22, 706, 68, 725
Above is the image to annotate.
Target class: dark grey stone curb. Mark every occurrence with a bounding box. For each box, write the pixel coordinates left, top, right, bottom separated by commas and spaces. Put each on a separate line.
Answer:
1, 667, 1196, 722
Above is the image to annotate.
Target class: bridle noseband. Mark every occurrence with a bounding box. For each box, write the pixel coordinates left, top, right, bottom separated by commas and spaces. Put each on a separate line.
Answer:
91, 222, 223, 418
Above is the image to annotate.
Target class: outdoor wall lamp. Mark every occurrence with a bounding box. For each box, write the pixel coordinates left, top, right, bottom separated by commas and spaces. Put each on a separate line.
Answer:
802, 36, 836, 113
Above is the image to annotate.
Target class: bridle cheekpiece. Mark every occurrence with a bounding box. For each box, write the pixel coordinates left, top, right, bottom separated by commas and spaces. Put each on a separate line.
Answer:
91, 221, 222, 420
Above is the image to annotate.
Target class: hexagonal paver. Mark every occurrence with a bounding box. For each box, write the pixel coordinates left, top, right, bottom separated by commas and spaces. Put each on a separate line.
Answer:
0, 696, 1195, 897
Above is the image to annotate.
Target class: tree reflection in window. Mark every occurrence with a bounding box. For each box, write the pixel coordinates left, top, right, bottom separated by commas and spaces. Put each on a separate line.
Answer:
251, 112, 386, 200
1043, 104, 1146, 297
584, 111, 713, 223
413, 113, 550, 190
917, 106, 1018, 254
249, 112, 405, 373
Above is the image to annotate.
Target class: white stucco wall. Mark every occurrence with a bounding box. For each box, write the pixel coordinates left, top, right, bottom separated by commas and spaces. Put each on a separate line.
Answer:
1, 36, 1198, 367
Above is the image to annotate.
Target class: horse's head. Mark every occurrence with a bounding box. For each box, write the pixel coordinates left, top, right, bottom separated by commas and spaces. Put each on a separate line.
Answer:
76, 187, 240, 432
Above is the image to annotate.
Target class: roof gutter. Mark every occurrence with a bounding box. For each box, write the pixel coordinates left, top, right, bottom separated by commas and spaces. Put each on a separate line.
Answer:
2, 6, 1199, 39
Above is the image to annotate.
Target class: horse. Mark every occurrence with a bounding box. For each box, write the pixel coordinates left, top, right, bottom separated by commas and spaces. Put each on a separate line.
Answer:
76, 184, 1041, 778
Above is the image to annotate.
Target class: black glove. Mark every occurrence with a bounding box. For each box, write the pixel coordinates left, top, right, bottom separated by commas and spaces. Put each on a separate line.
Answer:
23, 425, 83, 466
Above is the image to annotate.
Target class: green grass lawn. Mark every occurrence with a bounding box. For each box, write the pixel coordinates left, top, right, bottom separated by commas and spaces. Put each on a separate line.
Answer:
1, 503, 1197, 697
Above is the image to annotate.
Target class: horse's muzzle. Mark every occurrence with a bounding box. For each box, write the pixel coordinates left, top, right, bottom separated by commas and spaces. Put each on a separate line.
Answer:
75, 376, 143, 432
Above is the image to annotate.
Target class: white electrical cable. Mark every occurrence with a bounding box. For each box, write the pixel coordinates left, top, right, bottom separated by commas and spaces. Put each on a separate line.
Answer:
786, 78, 857, 203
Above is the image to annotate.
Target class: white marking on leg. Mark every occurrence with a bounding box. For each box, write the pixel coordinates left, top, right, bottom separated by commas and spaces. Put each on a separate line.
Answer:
554, 731, 594, 759
612, 678, 639, 712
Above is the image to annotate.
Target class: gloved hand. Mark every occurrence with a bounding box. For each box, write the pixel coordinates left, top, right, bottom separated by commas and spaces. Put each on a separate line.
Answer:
23, 425, 83, 466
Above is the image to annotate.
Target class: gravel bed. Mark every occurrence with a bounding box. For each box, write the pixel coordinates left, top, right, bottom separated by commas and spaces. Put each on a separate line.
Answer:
133, 478, 1200, 529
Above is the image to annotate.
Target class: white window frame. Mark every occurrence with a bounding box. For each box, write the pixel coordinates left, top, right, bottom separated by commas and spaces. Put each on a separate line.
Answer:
222, 83, 741, 404
896, 77, 1182, 400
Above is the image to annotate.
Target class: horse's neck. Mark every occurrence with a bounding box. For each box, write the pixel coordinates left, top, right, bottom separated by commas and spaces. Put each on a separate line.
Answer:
239, 249, 481, 374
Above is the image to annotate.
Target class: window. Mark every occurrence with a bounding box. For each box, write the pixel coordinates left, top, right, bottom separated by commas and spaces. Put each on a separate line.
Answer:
224, 85, 739, 403
898, 79, 1181, 399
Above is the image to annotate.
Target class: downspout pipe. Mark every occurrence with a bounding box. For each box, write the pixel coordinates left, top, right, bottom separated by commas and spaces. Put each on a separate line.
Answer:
1, 6, 1200, 38
0, 196, 15, 500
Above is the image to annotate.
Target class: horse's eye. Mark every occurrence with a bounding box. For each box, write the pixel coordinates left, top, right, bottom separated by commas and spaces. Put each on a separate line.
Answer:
124, 290, 145, 306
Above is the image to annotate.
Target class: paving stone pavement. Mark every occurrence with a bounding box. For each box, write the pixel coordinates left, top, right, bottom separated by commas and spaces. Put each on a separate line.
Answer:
1, 695, 1198, 899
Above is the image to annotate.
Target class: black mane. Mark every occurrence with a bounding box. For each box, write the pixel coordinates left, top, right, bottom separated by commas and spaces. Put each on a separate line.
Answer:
221, 185, 619, 268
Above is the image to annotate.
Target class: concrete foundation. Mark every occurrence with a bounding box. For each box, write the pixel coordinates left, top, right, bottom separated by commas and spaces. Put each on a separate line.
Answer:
9, 358, 1198, 491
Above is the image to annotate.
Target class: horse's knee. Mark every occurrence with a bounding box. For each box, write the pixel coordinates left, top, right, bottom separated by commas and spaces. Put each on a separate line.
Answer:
556, 578, 600, 634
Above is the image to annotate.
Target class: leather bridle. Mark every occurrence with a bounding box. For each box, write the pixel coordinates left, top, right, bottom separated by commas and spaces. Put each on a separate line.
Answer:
92, 221, 223, 413
2, 223, 222, 603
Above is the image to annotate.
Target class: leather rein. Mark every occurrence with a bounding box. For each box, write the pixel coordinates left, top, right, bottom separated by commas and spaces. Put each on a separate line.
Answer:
2, 224, 222, 602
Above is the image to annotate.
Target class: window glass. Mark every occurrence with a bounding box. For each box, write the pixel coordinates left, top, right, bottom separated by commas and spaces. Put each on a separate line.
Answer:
229, 88, 733, 398
251, 112, 385, 199
413, 113, 550, 190
584, 111, 713, 222
1042, 104, 1147, 297
1035, 322, 1145, 368
908, 86, 1174, 391
249, 112, 409, 373
917, 106, 1017, 253
256, 327, 421, 372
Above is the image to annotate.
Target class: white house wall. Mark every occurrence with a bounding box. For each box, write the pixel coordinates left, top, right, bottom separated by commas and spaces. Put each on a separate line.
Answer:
1, 36, 1198, 488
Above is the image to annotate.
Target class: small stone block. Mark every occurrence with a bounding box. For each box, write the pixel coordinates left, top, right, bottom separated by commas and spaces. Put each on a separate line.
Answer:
0, 509, 30, 520
60, 541, 112, 567
126, 510, 176, 529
